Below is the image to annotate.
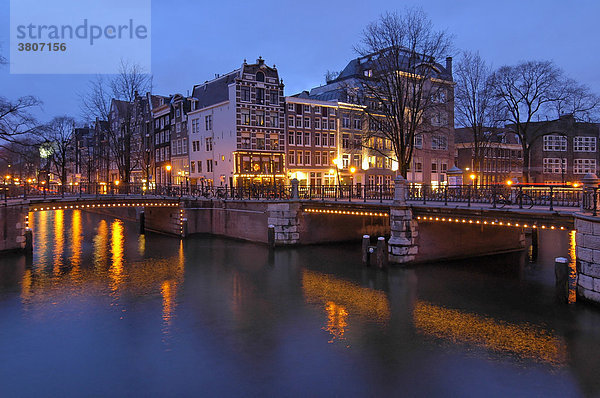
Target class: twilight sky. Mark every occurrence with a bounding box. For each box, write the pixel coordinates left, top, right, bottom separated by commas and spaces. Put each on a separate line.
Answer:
1, 0, 599, 123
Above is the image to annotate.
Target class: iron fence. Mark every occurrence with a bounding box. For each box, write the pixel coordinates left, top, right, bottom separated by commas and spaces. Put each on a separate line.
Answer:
0, 180, 592, 213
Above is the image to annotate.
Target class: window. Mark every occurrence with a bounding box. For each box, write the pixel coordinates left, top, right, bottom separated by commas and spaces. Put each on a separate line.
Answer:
328, 119, 336, 130
241, 86, 250, 101
431, 135, 448, 150
574, 159, 596, 174
288, 133, 295, 146
288, 116, 294, 127
269, 90, 279, 105
543, 135, 567, 151
270, 134, 279, 150
297, 150, 303, 165
256, 133, 265, 150
155, 133, 160, 145
296, 132, 302, 146
414, 134, 423, 149
190, 161, 195, 173
314, 118, 321, 129
207, 159, 213, 172
197, 160, 202, 172
543, 158, 567, 173
241, 134, 250, 149
304, 117, 310, 128
322, 150, 329, 166
303, 105, 310, 113
166, 116, 169, 125
342, 154, 350, 169
342, 133, 350, 149
288, 150, 295, 165
256, 71, 265, 82
329, 133, 335, 147
242, 109, 250, 125
155, 119, 160, 129
287, 103, 295, 111
256, 88, 265, 104
315, 151, 321, 165
256, 111, 265, 126
155, 148, 160, 162
271, 115, 279, 128
342, 115, 350, 129
206, 137, 213, 152
431, 161, 438, 173
353, 154, 361, 167
304, 151, 311, 165
205, 115, 213, 130
574, 136, 596, 152
182, 138, 187, 154
315, 133, 321, 146
176, 108, 181, 117
176, 123, 181, 133
353, 118, 362, 130
296, 117, 302, 128
304, 132, 310, 146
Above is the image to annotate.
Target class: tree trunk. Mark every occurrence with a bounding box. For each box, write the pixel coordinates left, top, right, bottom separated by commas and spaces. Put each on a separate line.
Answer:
522, 146, 530, 183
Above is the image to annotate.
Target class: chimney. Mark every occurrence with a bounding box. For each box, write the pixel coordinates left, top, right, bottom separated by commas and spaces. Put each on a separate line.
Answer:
257, 56, 264, 65
446, 57, 453, 76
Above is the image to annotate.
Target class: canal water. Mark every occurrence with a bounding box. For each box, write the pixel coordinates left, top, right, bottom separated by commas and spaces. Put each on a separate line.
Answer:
1, 210, 600, 397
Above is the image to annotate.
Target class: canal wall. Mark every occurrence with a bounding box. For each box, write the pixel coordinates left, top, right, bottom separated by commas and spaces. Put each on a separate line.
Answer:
413, 222, 526, 263
0, 205, 28, 252
575, 214, 600, 304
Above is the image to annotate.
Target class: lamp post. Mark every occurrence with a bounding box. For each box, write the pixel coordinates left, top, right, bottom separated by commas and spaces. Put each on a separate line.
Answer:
166, 164, 172, 194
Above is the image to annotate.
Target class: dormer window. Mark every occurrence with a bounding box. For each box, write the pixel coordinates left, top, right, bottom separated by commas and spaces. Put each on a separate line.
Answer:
364, 69, 373, 77
256, 71, 265, 82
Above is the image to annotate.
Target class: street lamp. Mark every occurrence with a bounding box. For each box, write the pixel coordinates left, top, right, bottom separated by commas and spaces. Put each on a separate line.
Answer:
165, 165, 172, 193
469, 173, 476, 186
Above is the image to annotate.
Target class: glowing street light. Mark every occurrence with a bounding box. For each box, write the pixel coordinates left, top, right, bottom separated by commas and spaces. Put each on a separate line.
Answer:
506, 179, 513, 186
114, 180, 120, 186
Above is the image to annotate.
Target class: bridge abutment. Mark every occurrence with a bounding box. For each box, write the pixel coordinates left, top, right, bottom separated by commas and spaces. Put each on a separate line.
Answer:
0, 205, 28, 253
575, 215, 600, 304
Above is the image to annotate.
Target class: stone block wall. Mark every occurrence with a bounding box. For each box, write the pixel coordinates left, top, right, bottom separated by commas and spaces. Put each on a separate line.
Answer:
575, 215, 600, 303
388, 206, 419, 264
0, 205, 28, 253
267, 202, 300, 245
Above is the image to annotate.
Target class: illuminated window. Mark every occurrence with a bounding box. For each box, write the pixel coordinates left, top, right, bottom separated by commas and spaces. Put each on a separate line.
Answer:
574, 159, 596, 174
543, 135, 567, 151
574, 136, 596, 152
543, 158, 566, 173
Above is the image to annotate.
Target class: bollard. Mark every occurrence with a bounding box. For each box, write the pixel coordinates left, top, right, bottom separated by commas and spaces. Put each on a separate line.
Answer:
362, 235, 370, 264
24, 228, 33, 252
139, 211, 145, 234
268, 224, 275, 248
376, 237, 388, 269
530, 227, 539, 261
555, 257, 569, 302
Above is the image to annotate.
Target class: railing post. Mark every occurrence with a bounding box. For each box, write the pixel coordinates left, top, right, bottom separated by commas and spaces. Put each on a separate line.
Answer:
422, 184, 427, 204
549, 186, 554, 211
519, 186, 523, 209
492, 187, 497, 209
349, 184, 352, 203
363, 184, 367, 203
290, 178, 299, 200
379, 184, 383, 204
467, 185, 471, 207
594, 187, 598, 217
444, 186, 448, 206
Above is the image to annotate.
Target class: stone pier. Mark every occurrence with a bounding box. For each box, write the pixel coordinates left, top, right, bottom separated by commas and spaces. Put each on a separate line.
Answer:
575, 214, 600, 303
0, 205, 28, 252
388, 176, 419, 264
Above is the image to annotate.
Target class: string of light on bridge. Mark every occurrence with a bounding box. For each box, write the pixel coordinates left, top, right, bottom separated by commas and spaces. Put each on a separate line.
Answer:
30, 202, 179, 212
415, 215, 568, 231
304, 208, 389, 217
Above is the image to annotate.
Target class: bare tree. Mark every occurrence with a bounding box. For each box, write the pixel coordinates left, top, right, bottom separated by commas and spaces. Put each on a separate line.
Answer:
44, 116, 76, 189
354, 9, 453, 177
80, 60, 152, 185
554, 78, 600, 122
454, 51, 499, 181
491, 60, 562, 182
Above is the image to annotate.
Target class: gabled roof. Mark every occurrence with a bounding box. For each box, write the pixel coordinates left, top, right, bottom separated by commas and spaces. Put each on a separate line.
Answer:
191, 69, 240, 109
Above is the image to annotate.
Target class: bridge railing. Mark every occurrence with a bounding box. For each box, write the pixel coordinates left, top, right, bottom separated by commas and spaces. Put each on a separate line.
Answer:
0, 181, 588, 211
407, 184, 583, 210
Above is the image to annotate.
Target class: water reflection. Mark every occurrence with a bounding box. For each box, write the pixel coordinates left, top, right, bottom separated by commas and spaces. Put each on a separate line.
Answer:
324, 301, 348, 343
53, 210, 64, 274
569, 230, 577, 304
413, 301, 567, 365
109, 219, 125, 296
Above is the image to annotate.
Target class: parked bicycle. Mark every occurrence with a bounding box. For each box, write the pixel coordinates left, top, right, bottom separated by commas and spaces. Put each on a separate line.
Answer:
495, 191, 534, 209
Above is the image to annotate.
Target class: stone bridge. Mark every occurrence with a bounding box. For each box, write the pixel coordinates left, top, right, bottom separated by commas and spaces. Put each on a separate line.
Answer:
2, 179, 600, 305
